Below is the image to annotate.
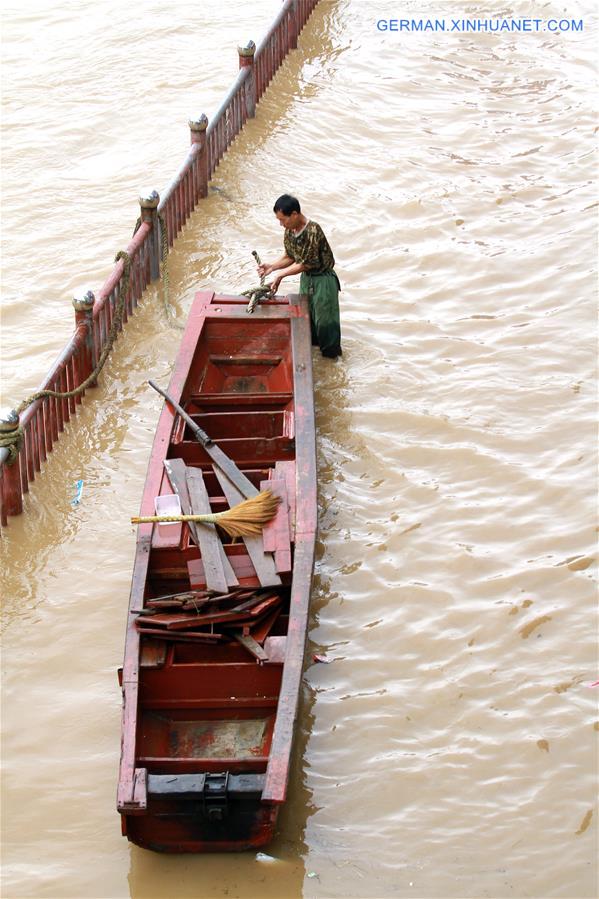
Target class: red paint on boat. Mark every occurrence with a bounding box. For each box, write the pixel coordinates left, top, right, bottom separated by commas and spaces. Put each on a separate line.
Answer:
117, 291, 316, 852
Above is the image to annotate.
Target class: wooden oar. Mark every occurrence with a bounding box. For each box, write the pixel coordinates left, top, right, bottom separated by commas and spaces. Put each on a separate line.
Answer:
148, 380, 258, 499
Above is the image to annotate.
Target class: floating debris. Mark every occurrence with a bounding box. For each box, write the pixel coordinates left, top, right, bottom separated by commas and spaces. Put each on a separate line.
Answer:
519, 614, 552, 639
256, 852, 278, 863
71, 479, 84, 506
575, 809, 593, 835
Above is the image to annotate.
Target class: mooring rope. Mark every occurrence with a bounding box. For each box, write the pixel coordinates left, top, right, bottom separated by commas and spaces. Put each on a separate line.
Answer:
242, 250, 273, 313
157, 214, 184, 331
131, 213, 182, 330
0, 251, 132, 464
1, 238, 270, 464
1, 209, 191, 464
0, 426, 23, 465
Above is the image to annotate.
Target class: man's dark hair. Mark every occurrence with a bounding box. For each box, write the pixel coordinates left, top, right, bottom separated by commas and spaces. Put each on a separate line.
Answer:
273, 194, 301, 215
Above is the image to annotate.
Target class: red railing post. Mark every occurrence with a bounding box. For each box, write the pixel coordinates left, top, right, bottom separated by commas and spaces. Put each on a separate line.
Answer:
139, 191, 161, 282
72, 290, 96, 387
189, 115, 209, 200
288, 0, 299, 49
238, 41, 257, 118
0, 410, 23, 517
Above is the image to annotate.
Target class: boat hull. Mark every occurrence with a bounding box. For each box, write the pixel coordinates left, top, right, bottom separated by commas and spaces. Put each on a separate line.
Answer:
117, 291, 317, 852
123, 780, 279, 853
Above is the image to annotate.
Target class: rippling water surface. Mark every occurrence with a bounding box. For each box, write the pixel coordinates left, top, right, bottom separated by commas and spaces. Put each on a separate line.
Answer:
1, 2, 597, 898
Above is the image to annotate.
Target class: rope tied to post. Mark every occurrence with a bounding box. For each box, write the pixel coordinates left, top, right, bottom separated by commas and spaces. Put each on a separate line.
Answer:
157, 214, 184, 330
0, 418, 23, 465
16, 251, 132, 414
1, 251, 133, 464
2, 205, 186, 466
133, 212, 182, 329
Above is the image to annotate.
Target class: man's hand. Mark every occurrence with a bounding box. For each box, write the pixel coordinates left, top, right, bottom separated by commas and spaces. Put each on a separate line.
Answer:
269, 275, 283, 294
257, 263, 273, 279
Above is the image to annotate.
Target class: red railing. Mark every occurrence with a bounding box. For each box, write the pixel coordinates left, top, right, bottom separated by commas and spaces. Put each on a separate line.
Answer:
0, 0, 320, 527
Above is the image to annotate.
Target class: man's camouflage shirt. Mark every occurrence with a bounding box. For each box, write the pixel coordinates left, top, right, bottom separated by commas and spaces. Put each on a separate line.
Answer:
283, 220, 335, 274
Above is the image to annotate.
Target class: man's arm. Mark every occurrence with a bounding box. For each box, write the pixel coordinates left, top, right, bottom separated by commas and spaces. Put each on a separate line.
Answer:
268, 261, 306, 293
257, 254, 293, 278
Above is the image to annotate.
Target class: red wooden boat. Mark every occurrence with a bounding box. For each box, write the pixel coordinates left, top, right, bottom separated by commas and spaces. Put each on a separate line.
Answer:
117, 290, 317, 852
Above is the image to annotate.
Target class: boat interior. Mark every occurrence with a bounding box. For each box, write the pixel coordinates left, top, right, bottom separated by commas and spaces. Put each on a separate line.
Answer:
129, 314, 298, 784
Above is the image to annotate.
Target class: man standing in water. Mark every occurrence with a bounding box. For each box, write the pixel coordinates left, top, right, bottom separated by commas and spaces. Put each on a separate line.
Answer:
257, 194, 342, 358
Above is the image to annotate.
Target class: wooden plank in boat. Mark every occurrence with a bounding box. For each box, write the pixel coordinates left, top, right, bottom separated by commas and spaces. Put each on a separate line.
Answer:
261, 478, 291, 574
195, 588, 256, 606
261, 478, 282, 553
208, 354, 283, 366
164, 459, 236, 592
213, 467, 282, 588
173, 436, 295, 467
249, 607, 282, 644
186, 466, 232, 594
137, 612, 206, 630
189, 392, 293, 410
163, 458, 199, 545
219, 544, 239, 588
187, 555, 259, 588
138, 608, 256, 629
231, 593, 280, 615
246, 594, 281, 617
138, 595, 281, 632
139, 641, 168, 668
274, 460, 296, 541
147, 589, 211, 604
136, 628, 225, 643
232, 633, 269, 662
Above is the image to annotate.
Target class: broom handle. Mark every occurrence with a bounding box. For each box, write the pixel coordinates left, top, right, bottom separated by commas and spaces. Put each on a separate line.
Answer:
148, 380, 212, 447
132, 513, 213, 524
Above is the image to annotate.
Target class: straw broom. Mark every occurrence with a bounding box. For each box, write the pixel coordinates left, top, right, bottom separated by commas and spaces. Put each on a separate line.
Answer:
131, 489, 280, 539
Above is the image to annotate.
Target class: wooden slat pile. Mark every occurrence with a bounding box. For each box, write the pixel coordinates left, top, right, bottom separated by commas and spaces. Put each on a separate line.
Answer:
140, 458, 297, 659
135, 587, 282, 660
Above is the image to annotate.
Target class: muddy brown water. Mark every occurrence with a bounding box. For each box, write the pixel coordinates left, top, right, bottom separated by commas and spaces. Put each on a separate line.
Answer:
1, 2, 597, 897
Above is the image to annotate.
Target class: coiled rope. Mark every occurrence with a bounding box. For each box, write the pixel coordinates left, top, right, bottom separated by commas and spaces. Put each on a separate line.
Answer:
157, 214, 184, 330
242, 250, 273, 313
1, 235, 267, 464
131, 213, 183, 330
0, 211, 190, 464
0, 250, 133, 464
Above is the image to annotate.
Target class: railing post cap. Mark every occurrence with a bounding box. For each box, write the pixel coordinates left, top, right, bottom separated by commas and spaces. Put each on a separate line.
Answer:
139, 190, 160, 209
72, 289, 95, 311
189, 114, 209, 132
0, 408, 20, 432
237, 40, 256, 58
